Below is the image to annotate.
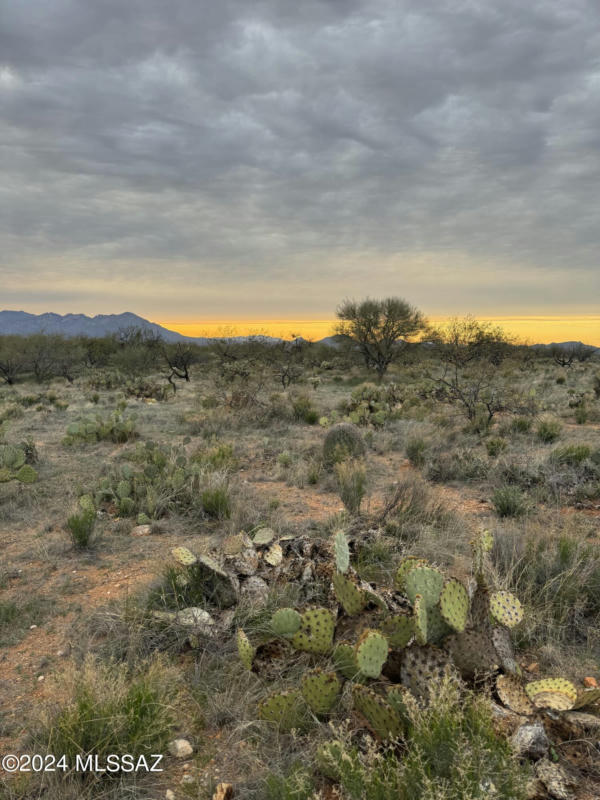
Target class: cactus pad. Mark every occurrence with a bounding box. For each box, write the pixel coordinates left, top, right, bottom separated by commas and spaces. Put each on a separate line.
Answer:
15, 465, 38, 483
333, 572, 366, 616
258, 689, 306, 731
404, 566, 444, 608
236, 628, 255, 670
355, 629, 389, 678
470, 584, 492, 631
351, 685, 402, 740
489, 591, 523, 628
264, 543, 283, 566
333, 529, 350, 574
271, 608, 302, 637
116, 480, 132, 499
572, 688, 600, 710
394, 557, 429, 592
413, 595, 428, 645
253, 527, 275, 546
291, 607, 335, 655
0, 467, 12, 482
491, 626, 519, 675
447, 630, 499, 679
386, 685, 411, 723
381, 613, 414, 649
332, 642, 362, 681
525, 678, 577, 711
300, 669, 341, 714
171, 546, 198, 566
439, 578, 469, 632
401, 644, 455, 699
496, 675, 535, 716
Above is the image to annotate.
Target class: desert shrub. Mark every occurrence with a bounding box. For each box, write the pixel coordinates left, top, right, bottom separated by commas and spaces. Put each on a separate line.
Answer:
63, 411, 137, 445
32, 655, 180, 763
380, 474, 452, 546
485, 437, 507, 457
405, 436, 427, 467
124, 377, 170, 401
192, 442, 237, 470
426, 448, 489, 483
334, 459, 367, 515
556, 374, 566, 384
574, 404, 588, 424
344, 382, 402, 427
491, 486, 527, 517
66, 509, 96, 548
510, 416, 532, 434
495, 460, 541, 489
323, 422, 366, 467
317, 678, 527, 800
536, 419, 561, 443
264, 766, 316, 800
550, 444, 591, 466
201, 473, 232, 519
291, 394, 319, 425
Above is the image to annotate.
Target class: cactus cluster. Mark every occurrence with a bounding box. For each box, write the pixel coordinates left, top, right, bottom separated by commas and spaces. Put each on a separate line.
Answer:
63, 411, 137, 445
0, 444, 38, 483
238, 528, 596, 739
344, 382, 403, 428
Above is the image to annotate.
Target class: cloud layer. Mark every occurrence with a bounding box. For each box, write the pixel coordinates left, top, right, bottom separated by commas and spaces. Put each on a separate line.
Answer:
1, 0, 599, 317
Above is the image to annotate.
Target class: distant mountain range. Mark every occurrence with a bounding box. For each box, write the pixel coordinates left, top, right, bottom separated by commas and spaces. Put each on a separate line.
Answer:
0, 311, 596, 352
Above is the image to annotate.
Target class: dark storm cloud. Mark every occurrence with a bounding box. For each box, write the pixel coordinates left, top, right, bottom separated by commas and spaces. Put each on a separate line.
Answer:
1, 0, 599, 315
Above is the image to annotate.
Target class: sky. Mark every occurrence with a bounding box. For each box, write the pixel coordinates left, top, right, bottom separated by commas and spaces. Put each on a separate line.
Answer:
1, 0, 599, 343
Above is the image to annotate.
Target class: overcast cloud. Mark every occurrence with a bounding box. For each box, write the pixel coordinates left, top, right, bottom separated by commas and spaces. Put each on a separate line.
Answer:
1, 0, 599, 318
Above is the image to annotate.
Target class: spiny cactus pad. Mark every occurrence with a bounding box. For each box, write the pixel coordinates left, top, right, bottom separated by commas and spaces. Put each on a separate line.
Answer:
171, 546, 198, 566
355, 630, 389, 678
525, 678, 577, 711
496, 675, 535, 716
471, 585, 492, 631
300, 669, 341, 714
439, 578, 469, 632
401, 645, 455, 699
426, 604, 452, 645
572, 688, 600, 710
386, 685, 412, 728
264, 543, 283, 566
332, 642, 363, 681
489, 591, 523, 628
236, 629, 255, 670
253, 527, 275, 546
404, 566, 444, 608
333, 572, 366, 616
381, 613, 414, 649
15, 465, 38, 483
447, 630, 499, 679
333, 529, 350, 574
258, 689, 306, 731
271, 608, 302, 637
351, 684, 402, 740
413, 595, 428, 645
291, 608, 335, 655
394, 557, 429, 592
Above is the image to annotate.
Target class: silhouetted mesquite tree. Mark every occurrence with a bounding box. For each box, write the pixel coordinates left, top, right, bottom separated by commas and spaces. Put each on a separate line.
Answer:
335, 297, 426, 379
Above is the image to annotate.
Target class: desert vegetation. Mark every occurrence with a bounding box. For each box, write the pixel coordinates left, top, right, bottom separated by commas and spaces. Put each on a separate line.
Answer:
0, 302, 599, 799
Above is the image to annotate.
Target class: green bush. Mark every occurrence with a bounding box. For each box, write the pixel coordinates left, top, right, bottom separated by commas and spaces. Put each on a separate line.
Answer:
536, 419, 561, 443
491, 486, 526, 518
405, 436, 427, 467
323, 423, 366, 467
291, 394, 319, 424
334, 459, 367, 515
426, 449, 489, 483
574, 404, 588, 425
63, 411, 137, 445
511, 416, 532, 434
550, 444, 591, 466
485, 437, 507, 457
66, 509, 96, 549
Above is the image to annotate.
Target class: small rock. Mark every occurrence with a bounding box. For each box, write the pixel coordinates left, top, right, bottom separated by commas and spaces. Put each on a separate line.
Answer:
180, 773, 195, 785
535, 759, 574, 800
165, 791, 176, 800
240, 576, 269, 606
563, 711, 600, 732
511, 722, 549, 760
168, 738, 194, 758
30, 625, 37, 630
37, 675, 44, 682
583, 676, 598, 688
213, 783, 234, 800
131, 524, 152, 537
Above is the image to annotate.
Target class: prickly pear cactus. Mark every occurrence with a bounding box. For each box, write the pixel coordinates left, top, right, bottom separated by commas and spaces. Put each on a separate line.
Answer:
333, 529, 350, 574
236, 629, 255, 670
258, 689, 306, 731
439, 578, 469, 633
404, 566, 444, 608
489, 591, 523, 628
300, 669, 341, 714
271, 607, 302, 637
291, 608, 335, 655
332, 642, 363, 681
380, 613, 413, 649
525, 678, 577, 711
333, 572, 366, 616
386, 685, 412, 729
253, 527, 275, 546
491, 626, 519, 676
470, 584, 492, 631
394, 556, 429, 592
401, 645, 456, 700
355, 630, 389, 678
572, 688, 600, 710
15, 464, 38, 483
116, 480, 132, 499
171, 546, 198, 566
413, 595, 428, 646
351, 684, 402, 740
447, 630, 499, 680
496, 674, 535, 716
